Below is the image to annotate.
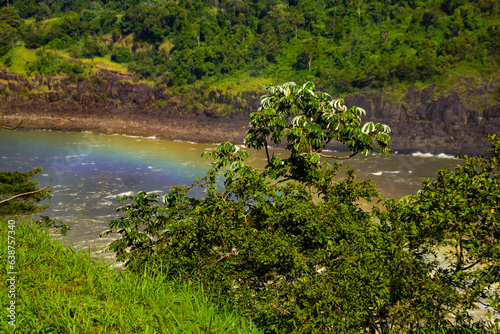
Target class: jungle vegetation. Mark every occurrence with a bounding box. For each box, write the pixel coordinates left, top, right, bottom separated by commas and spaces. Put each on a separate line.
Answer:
102, 82, 500, 333
0, 0, 498, 95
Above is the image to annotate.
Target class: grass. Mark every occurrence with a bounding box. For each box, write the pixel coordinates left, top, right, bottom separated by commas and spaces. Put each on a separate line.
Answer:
1, 47, 38, 75
0, 46, 130, 78
200, 73, 274, 94
0, 218, 262, 334
84, 56, 130, 75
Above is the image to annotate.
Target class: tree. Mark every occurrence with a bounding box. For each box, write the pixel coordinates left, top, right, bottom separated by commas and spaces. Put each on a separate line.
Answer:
416, 39, 439, 79
0, 5, 20, 56
103, 144, 450, 333
0, 168, 51, 216
299, 37, 322, 72
82, 39, 107, 58
0, 113, 52, 216
102, 82, 449, 333
103, 82, 500, 332
111, 45, 132, 63
352, 0, 364, 23
244, 82, 391, 201
376, 133, 500, 322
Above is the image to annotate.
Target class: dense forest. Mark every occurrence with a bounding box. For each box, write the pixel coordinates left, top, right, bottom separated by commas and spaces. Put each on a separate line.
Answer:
0, 0, 498, 95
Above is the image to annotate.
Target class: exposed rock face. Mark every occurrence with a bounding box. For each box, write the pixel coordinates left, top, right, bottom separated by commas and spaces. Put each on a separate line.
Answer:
1, 67, 498, 155
344, 80, 499, 155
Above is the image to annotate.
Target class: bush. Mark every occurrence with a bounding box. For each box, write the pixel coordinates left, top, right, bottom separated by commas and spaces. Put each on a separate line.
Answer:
47, 38, 65, 50
82, 39, 107, 58
22, 29, 45, 49
59, 60, 86, 75
111, 46, 132, 63
104, 164, 458, 333
67, 44, 83, 58
376, 133, 500, 321
104, 83, 499, 333
27, 50, 61, 76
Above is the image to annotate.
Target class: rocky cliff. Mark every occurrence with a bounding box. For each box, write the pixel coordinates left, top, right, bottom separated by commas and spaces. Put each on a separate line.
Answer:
1, 68, 498, 155
344, 78, 500, 155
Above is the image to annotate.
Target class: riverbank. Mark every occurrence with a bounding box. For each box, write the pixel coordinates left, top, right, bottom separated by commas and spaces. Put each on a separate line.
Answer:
0, 218, 261, 333
2, 110, 249, 145
1, 68, 498, 155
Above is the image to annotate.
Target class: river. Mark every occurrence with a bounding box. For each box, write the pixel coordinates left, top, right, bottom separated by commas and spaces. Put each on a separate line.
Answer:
1, 130, 463, 261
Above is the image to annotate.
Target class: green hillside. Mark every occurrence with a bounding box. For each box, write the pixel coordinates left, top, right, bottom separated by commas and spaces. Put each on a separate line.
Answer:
0, 0, 498, 94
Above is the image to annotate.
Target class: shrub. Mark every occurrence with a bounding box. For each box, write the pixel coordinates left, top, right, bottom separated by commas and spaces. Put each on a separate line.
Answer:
111, 46, 132, 63
104, 83, 499, 332
27, 50, 61, 76
82, 39, 107, 58
376, 133, 500, 322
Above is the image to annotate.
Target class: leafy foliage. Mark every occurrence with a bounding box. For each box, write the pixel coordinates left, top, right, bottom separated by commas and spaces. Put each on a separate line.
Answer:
1, 1, 498, 93
104, 138, 500, 332
103, 81, 499, 332
104, 152, 446, 333
111, 45, 132, 63
35, 215, 70, 236
0, 167, 51, 216
376, 133, 500, 322
244, 81, 390, 199
0, 6, 21, 56
27, 50, 86, 76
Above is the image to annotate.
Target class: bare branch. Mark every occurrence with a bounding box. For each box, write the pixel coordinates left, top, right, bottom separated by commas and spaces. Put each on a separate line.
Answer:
316, 138, 332, 153
459, 259, 482, 272
318, 152, 358, 160
271, 178, 292, 186
0, 180, 52, 204
265, 143, 271, 165
1, 110, 23, 130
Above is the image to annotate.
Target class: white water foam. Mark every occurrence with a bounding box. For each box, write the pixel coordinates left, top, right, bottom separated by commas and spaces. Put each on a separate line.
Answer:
173, 139, 199, 144
436, 153, 456, 159
105, 191, 134, 199
412, 152, 456, 159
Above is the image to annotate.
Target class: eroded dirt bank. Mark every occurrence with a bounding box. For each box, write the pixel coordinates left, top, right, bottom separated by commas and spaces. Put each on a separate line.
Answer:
1, 68, 498, 155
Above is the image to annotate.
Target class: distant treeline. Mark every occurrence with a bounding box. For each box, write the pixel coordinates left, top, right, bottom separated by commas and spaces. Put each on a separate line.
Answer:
0, 0, 498, 93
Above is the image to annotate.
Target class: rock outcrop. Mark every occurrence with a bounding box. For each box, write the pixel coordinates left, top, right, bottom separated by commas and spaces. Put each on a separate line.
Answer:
344, 79, 499, 155
1, 68, 498, 155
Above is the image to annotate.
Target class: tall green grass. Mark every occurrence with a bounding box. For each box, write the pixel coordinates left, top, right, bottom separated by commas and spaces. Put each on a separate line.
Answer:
1, 47, 38, 75
0, 218, 261, 333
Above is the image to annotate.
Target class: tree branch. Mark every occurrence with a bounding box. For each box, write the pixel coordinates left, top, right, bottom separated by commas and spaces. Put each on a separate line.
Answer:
317, 138, 332, 153
309, 185, 317, 205
318, 152, 358, 160
214, 252, 238, 263
271, 178, 292, 185
0, 180, 52, 204
1, 110, 23, 130
458, 259, 482, 272
265, 143, 271, 165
